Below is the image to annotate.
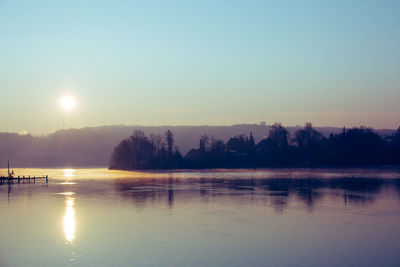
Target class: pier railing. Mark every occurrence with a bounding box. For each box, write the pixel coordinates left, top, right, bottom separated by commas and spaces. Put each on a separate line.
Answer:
0, 175, 49, 185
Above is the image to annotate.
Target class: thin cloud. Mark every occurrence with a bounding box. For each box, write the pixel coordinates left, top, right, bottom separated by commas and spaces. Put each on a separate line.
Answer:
153, 108, 197, 114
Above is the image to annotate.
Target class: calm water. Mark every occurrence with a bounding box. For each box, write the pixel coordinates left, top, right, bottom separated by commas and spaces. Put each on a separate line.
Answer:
1, 168, 400, 267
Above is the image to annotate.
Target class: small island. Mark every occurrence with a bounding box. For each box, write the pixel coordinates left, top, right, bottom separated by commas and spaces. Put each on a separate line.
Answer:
109, 122, 400, 170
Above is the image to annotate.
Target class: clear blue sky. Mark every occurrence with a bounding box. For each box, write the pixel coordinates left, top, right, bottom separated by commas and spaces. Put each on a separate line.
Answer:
1, 0, 399, 134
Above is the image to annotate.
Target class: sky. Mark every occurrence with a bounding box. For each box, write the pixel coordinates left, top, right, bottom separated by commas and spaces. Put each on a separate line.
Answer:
0, 0, 399, 134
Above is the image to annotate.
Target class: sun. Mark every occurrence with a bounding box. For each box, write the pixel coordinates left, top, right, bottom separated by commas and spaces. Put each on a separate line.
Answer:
61, 96, 76, 112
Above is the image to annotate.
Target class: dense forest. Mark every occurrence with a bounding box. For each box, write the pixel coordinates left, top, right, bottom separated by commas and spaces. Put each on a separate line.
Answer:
109, 123, 400, 170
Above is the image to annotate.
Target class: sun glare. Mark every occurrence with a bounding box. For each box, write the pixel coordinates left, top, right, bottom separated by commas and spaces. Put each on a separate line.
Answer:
62, 169, 75, 178
61, 96, 76, 112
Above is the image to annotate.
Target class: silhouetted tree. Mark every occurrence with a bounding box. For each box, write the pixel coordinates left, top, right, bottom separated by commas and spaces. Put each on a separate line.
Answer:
268, 122, 289, 148
256, 123, 295, 166
248, 132, 257, 167
226, 135, 248, 153
199, 134, 210, 152
386, 126, 400, 165
150, 134, 163, 156
294, 123, 322, 148
109, 139, 132, 170
327, 127, 383, 166
128, 130, 154, 169
211, 138, 225, 154
293, 122, 325, 165
110, 124, 400, 170
109, 130, 183, 170
171, 146, 184, 168
226, 134, 251, 167
165, 130, 174, 157
109, 130, 154, 169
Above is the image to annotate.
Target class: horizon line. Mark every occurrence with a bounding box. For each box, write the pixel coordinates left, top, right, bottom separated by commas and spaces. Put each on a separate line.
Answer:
4, 122, 399, 137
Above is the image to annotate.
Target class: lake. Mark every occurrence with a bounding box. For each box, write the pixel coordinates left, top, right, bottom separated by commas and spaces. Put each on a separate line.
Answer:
1, 168, 400, 267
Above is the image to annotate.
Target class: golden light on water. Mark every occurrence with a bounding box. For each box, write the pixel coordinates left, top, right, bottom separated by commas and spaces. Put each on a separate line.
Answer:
62, 168, 76, 243
59, 192, 75, 196
64, 196, 76, 243
63, 169, 75, 178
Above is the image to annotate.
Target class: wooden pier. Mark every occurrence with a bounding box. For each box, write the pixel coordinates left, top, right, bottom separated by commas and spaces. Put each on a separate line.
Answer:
0, 175, 48, 185
0, 160, 49, 185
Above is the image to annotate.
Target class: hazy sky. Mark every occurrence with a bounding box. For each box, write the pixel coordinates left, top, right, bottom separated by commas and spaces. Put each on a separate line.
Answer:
1, 0, 399, 134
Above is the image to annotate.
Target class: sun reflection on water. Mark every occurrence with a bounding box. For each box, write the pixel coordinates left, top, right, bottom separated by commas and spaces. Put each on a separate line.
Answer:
64, 196, 76, 244
62, 169, 75, 178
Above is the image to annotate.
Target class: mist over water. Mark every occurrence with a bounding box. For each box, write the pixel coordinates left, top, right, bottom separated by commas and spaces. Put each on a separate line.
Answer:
1, 168, 400, 266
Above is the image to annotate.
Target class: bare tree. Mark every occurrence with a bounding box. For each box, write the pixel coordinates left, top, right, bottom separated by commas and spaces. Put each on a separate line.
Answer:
165, 130, 174, 157
199, 134, 210, 152
293, 122, 322, 148
268, 122, 289, 148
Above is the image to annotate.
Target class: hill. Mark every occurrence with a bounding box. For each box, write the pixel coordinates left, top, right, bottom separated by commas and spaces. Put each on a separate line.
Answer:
0, 124, 396, 168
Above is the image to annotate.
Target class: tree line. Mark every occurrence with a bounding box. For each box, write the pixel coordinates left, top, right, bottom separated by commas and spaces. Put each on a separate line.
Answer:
109, 123, 400, 170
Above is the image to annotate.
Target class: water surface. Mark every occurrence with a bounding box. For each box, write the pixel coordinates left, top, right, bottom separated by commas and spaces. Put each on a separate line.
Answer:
1, 168, 400, 266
